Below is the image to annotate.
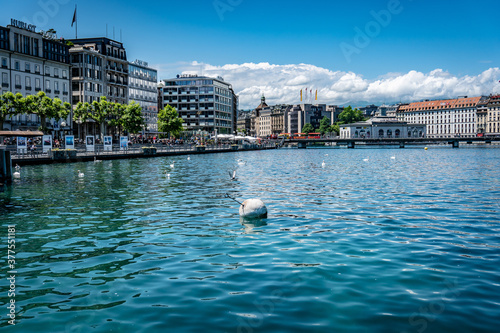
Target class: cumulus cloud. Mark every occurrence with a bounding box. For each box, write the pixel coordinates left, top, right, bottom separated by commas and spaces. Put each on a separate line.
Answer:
163, 61, 500, 109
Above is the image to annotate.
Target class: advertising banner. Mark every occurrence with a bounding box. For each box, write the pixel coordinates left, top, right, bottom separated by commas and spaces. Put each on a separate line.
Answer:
86, 135, 95, 152
65, 135, 75, 150
103, 136, 112, 152
17, 136, 27, 154
42, 135, 52, 153
120, 136, 128, 151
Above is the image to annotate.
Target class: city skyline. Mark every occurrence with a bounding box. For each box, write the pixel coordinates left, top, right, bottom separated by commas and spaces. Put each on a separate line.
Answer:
1, 0, 499, 109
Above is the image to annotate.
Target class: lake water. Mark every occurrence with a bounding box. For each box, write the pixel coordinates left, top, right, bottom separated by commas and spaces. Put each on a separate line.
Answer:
1, 147, 500, 332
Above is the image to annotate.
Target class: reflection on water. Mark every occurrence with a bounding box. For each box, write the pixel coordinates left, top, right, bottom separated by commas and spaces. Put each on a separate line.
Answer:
1, 147, 500, 332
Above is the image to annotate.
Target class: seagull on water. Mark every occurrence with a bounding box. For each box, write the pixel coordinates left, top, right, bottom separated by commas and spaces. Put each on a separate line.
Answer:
321, 161, 326, 168
13, 166, 20, 178
237, 159, 245, 166
77, 170, 84, 178
363, 158, 369, 162
170, 161, 175, 168
187, 156, 191, 161
94, 156, 102, 163
229, 170, 237, 181
391, 156, 396, 160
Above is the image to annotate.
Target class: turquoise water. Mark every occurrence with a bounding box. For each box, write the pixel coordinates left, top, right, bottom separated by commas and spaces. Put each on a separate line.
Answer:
1, 147, 500, 332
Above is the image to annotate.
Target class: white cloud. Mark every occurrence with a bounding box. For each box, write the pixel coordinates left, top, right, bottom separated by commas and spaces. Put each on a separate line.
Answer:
159, 61, 500, 109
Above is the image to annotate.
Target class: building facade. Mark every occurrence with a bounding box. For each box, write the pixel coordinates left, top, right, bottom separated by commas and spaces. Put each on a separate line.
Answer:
70, 37, 128, 106
339, 117, 426, 139
486, 95, 500, 136
128, 59, 158, 133
397, 96, 485, 138
1, 20, 71, 133
160, 75, 236, 135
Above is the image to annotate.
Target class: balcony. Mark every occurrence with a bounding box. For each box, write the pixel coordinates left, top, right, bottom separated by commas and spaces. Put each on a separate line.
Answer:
26, 86, 32, 91
2, 83, 8, 88
54, 90, 60, 94
35, 87, 41, 91
15, 84, 22, 89
46, 89, 51, 93
63, 91, 68, 95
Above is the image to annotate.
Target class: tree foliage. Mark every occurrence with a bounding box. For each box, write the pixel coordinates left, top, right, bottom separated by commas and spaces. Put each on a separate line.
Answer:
121, 101, 144, 134
318, 116, 331, 135
158, 105, 184, 137
0, 92, 23, 131
337, 106, 365, 124
302, 123, 314, 134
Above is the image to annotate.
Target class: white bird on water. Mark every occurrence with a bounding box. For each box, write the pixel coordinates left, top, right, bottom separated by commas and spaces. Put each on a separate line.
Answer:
13, 166, 20, 178
166, 172, 170, 179
94, 156, 102, 163
170, 161, 175, 168
237, 159, 245, 166
77, 170, 84, 178
321, 160, 326, 168
187, 156, 191, 161
363, 158, 369, 162
229, 170, 237, 181
391, 156, 396, 160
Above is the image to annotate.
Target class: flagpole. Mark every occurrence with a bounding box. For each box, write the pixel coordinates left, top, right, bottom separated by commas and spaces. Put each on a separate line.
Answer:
75, 4, 78, 39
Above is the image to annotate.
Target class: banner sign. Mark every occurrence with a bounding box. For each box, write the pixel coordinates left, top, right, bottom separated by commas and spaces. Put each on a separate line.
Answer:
42, 135, 52, 153
17, 136, 27, 154
86, 135, 95, 152
104, 136, 112, 151
65, 135, 74, 150
120, 136, 128, 151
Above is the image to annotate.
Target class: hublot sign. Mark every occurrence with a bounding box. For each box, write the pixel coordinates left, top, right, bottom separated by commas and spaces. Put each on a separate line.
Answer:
10, 19, 36, 32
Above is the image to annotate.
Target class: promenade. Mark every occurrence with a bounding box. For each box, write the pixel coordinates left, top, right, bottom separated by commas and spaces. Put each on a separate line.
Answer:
8, 142, 278, 166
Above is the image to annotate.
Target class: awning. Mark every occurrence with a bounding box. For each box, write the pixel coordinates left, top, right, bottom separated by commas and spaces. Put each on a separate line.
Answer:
0, 131, 44, 137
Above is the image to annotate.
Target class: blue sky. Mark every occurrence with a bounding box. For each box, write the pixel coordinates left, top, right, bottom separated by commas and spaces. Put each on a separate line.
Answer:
2, 0, 499, 108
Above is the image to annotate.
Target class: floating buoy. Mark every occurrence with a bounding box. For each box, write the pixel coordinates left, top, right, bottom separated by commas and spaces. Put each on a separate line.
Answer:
424, 147, 428, 150
239, 199, 267, 219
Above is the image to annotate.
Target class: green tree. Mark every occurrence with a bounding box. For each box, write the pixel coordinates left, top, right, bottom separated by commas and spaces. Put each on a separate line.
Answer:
338, 106, 365, 124
73, 101, 93, 138
158, 105, 184, 138
318, 116, 331, 135
121, 101, 144, 135
107, 102, 125, 137
302, 123, 314, 134
0, 92, 24, 131
329, 124, 340, 135
91, 96, 111, 139
24, 91, 57, 133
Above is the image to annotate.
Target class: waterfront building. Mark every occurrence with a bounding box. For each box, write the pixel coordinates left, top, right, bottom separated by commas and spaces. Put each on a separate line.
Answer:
128, 59, 158, 133
0, 20, 71, 134
160, 75, 237, 135
486, 95, 500, 136
359, 104, 379, 117
237, 110, 252, 134
69, 37, 129, 107
271, 104, 291, 135
376, 104, 401, 117
476, 98, 489, 137
286, 104, 334, 134
339, 116, 426, 139
397, 96, 486, 138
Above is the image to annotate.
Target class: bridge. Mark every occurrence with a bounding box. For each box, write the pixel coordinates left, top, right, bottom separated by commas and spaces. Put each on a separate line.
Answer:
284, 137, 500, 148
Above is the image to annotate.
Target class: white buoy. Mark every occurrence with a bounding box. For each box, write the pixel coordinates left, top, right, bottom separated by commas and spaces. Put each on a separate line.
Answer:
239, 199, 267, 219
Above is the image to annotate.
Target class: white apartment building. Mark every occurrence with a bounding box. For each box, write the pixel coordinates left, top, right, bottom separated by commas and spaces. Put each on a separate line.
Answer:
0, 20, 71, 133
128, 60, 158, 133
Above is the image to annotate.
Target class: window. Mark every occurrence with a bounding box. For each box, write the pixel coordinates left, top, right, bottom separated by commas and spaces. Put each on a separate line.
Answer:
1, 58, 6, 68
2, 72, 8, 84
63, 82, 67, 92
45, 66, 50, 76
25, 76, 31, 89
54, 68, 59, 77
62, 70, 67, 79
25, 62, 30, 72
15, 61, 20, 70
35, 64, 40, 73
35, 78, 40, 90
45, 80, 50, 91
15, 75, 21, 87
54, 81, 59, 92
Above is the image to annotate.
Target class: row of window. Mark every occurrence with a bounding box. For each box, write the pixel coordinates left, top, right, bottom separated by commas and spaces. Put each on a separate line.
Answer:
2, 72, 68, 92
1, 57, 68, 78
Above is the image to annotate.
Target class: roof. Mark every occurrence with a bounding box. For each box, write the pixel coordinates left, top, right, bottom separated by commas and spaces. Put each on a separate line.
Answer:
0, 131, 44, 137
400, 96, 483, 112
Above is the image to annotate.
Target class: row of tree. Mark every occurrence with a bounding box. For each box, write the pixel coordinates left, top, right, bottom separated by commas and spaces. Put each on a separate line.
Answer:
73, 97, 145, 139
302, 106, 366, 135
0, 90, 187, 139
0, 91, 71, 132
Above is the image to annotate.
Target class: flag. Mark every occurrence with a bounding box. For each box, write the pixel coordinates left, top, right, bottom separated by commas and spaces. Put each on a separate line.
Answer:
300, 89, 302, 101
71, 7, 76, 27
315, 90, 318, 101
